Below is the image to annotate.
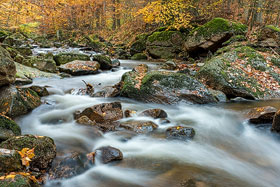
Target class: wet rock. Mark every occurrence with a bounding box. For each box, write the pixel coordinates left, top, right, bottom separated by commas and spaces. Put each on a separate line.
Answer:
92, 55, 113, 70
111, 59, 121, 67
76, 115, 97, 126
209, 89, 227, 102
166, 126, 195, 141
272, 110, 280, 133
139, 109, 168, 119
120, 65, 216, 104
0, 46, 16, 87
59, 60, 100, 76
0, 135, 56, 171
120, 121, 158, 134
146, 31, 183, 59
49, 152, 90, 180
161, 61, 177, 70
15, 78, 33, 86
93, 146, 123, 164
75, 102, 123, 123
197, 45, 280, 100
29, 85, 49, 97
257, 25, 280, 48
0, 115, 21, 142
0, 86, 41, 118
93, 82, 122, 98
0, 148, 23, 172
0, 174, 39, 187
184, 18, 247, 57
246, 106, 277, 124
54, 53, 90, 66
131, 53, 147, 60
124, 110, 136, 118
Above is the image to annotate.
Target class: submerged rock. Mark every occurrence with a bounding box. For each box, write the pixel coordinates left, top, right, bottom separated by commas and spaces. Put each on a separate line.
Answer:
59, 60, 100, 76
0, 46, 16, 87
246, 106, 277, 124
139, 109, 168, 119
166, 126, 195, 141
120, 65, 216, 104
0, 135, 56, 171
0, 86, 41, 118
93, 146, 123, 164
54, 53, 90, 66
0, 115, 21, 142
197, 45, 280, 100
120, 121, 158, 134
0, 148, 23, 172
49, 152, 90, 180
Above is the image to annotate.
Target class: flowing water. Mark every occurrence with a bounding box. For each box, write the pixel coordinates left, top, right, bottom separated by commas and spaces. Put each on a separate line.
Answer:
16, 49, 280, 187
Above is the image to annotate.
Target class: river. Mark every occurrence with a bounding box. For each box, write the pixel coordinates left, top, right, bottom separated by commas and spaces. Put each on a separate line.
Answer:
15, 48, 280, 187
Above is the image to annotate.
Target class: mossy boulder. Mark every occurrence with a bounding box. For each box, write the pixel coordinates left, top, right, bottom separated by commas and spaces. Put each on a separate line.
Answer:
146, 31, 184, 59
3, 33, 27, 47
0, 115, 21, 142
257, 25, 280, 48
0, 149, 23, 172
197, 45, 280, 100
0, 47, 16, 87
53, 53, 90, 66
14, 47, 32, 57
23, 54, 57, 73
0, 174, 39, 187
184, 18, 247, 57
120, 65, 216, 104
131, 53, 147, 60
92, 55, 113, 70
15, 62, 58, 80
0, 86, 41, 118
130, 40, 147, 56
0, 135, 56, 171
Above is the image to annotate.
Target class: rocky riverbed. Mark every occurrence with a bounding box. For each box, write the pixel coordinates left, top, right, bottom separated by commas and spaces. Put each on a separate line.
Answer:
0, 18, 280, 187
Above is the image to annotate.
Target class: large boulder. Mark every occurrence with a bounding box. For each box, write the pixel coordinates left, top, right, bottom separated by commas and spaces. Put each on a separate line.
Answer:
59, 60, 100, 76
15, 62, 58, 80
0, 115, 21, 142
0, 46, 16, 87
120, 64, 216, 104
130, 34, 149, 56
146, 30, 184, 59
0, 148, 23, 172
53, 53, 90, 66
0, 86, 41, 118
184, 18, 247, 57
197, 45, 280, 100
257, 25, 280, 48
23, 54, 57, 73
0, 135, 56, 171
92, 55, 113, 70
3, 33, 27, 47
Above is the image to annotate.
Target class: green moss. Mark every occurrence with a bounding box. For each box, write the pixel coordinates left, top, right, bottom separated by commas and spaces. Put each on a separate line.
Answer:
54, 53, 90, 65
147, 31, 177, 43
189, 18, 247, 39
135, 33, 149, 41
223, 35, 247, 45
0, 115, 21, 141
266, 25, 280, 32
131, 53, 147, 60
